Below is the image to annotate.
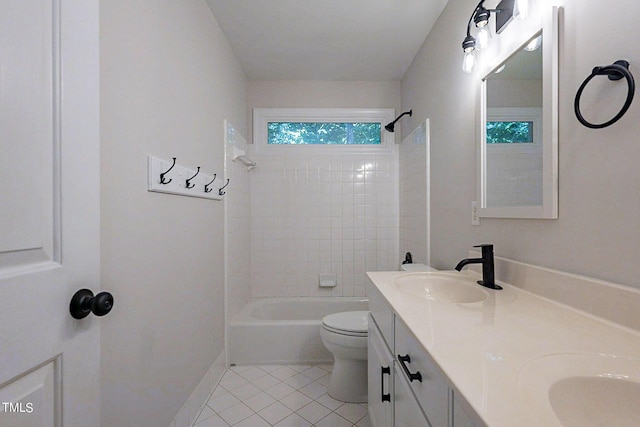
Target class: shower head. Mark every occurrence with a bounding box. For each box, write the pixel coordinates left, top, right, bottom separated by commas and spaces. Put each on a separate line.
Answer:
384, 110, 412, 132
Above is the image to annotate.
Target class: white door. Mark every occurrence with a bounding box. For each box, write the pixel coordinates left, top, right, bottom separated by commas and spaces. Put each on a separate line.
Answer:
0, 1, 100, 426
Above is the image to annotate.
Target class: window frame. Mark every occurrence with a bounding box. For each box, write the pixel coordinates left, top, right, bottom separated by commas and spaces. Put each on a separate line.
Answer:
253, 108, 396, 154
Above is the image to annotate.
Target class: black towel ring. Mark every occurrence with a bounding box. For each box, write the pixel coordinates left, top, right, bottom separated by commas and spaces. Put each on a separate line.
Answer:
574, 60, 635, 129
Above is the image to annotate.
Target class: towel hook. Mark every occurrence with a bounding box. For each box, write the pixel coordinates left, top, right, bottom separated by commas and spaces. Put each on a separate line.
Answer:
185, 167, 200, 189
218, 178, 230, 196
159, 157, 176, 184
204, 174, 217, 193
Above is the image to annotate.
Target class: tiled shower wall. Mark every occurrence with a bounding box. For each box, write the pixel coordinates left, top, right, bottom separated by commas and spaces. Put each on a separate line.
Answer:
250, 151, 399, 298
486, 147, 542, 207
399, 122, 429, 265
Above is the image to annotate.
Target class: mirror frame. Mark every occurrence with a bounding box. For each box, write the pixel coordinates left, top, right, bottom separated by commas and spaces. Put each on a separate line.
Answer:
477, 6, 560, 219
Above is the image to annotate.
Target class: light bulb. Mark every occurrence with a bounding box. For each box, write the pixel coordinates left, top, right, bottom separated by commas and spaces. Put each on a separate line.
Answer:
524, 35, 542, 51
474, 7, 491, 29
476, 26, 491, 50
513, 0, 529, 20
462, 50, 476, 74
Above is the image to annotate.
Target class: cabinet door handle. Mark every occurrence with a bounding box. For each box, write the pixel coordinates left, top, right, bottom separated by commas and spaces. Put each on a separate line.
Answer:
381, 366, 391, 402
397, 354, 423, 382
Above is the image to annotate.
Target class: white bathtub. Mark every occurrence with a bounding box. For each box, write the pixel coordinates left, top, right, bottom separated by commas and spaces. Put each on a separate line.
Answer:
228, 297, 369, 365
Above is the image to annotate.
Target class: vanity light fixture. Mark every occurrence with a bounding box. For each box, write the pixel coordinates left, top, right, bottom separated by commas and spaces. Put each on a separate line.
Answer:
474, 5, 492, 49
513, 0, 529, 20
461, 0, 518, 73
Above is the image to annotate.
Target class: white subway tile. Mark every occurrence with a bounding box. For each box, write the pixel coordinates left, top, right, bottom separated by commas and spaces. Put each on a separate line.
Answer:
249, 150, 398, 297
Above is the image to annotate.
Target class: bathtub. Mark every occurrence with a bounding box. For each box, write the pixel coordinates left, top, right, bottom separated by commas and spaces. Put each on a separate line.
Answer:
228, 297, 369, 365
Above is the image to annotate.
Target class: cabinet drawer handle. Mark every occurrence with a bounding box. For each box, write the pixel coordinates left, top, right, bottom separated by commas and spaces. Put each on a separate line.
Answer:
397, 354, 423, 382
381, 366, 391, 402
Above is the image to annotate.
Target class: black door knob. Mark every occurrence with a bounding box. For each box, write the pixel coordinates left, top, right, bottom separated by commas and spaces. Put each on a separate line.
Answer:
70, 289, 114, 319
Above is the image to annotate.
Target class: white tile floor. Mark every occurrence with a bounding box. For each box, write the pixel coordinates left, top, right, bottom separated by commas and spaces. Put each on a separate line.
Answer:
193, 364, 371, 427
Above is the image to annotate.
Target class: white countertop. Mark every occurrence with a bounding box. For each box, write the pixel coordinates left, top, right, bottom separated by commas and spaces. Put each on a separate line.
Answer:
367, 270, 640, 427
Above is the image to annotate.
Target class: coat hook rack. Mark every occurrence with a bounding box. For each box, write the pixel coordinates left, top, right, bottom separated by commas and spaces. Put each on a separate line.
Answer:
148, 155, 222, 201
204, 174, 217, 193
185, 167, 200, 189
159, 157, 176, 184
218, 179, 230, 196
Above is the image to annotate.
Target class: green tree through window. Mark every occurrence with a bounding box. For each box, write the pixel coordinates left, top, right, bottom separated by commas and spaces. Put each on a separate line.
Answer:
486, 121, 533, 143
268, 122, 381, 145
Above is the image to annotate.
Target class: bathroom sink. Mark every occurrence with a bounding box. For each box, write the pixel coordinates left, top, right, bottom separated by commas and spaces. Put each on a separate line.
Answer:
549, 376, 640, 427
518, 353, 640, 426
391, 272, 488, 303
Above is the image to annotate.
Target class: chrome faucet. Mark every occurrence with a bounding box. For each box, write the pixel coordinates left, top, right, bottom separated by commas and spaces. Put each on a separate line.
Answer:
455, 244, 502, 290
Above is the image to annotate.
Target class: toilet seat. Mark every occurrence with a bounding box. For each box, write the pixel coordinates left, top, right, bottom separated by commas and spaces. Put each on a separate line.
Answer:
322, 311, 368, 337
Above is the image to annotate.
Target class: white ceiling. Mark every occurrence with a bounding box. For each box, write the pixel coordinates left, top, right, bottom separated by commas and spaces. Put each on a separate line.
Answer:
206, 0, 450, 81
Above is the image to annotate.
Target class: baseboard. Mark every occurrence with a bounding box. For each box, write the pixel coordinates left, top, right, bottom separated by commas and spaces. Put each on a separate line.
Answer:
167, 350, 227, 427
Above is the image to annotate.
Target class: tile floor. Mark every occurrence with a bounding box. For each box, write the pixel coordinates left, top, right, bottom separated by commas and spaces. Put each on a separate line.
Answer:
193, 364, 370, 427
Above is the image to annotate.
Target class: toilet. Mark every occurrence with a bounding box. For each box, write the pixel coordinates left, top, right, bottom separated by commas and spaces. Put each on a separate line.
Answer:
320, 310, 369, 403
320, 262, 436, 403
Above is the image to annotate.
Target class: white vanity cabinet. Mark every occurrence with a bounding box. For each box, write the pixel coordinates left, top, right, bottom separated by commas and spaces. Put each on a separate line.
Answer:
394, 364, 431, 427
452, 392, 484, 427
394, 317, 449, 427
368, 282, 446, 426
368, 316, 394, 427
368, 278, 483, 427
369, 281, 394, 344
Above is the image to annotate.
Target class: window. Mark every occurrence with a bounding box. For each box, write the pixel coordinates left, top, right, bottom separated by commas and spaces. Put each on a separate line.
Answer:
253, 108, 395, 153
486, 107, 542, 149
486, 121, 534, 143
267, 122, 381, 145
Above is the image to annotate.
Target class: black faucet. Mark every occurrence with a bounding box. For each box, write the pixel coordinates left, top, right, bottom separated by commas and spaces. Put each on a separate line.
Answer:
455, 244, 502, 290
402, 252, 413, 265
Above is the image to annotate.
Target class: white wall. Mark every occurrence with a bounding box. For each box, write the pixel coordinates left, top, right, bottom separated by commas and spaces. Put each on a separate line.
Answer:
402, 0, 640, 289
487, 80, 542, 108
248, 81, 401, 297
100, 1, 247, 426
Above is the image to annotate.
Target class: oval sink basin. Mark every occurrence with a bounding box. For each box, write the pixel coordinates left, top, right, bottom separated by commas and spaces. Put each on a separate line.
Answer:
549, 376, 640, 427
391, 272, 488, 303
518, 353, 640, 426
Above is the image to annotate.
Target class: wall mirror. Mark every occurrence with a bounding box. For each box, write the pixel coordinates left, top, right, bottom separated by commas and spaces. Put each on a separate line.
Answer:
478, 7, 560, 219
